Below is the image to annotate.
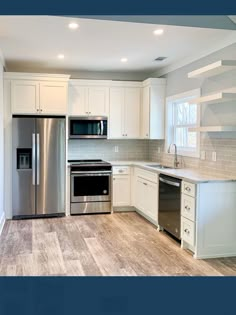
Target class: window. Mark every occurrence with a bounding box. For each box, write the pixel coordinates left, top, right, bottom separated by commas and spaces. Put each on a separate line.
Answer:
166, 89, 200, 158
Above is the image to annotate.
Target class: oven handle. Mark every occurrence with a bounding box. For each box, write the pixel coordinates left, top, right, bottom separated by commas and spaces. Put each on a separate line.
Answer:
71, 172, 112, 177
159, 177, 180, 187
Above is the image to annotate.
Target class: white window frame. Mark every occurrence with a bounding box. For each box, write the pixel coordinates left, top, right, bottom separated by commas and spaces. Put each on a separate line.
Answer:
165, 88, 201, 158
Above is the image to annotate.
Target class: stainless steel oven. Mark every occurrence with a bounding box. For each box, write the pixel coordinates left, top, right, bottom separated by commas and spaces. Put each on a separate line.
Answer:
69, 116, 108, 139
70, 160, 112, 214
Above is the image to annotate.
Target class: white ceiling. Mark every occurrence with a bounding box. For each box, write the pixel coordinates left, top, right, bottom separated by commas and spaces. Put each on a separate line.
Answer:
0, 16, 235, 74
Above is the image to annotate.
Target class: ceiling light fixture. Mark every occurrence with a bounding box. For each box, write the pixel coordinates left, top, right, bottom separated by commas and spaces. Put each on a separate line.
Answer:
68, 22, 79, 30
121, 58, 128, 63
153, 29, 164, 36
57, 54, 65, 60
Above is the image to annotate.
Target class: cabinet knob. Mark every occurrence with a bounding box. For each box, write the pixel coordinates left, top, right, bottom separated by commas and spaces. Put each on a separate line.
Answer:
118, 169, 124, 173
185, 206, 191, 211
143, 182, 147, 186
184, 228, 190, 235
146, 134, 148, 137
185, 187, 191, 192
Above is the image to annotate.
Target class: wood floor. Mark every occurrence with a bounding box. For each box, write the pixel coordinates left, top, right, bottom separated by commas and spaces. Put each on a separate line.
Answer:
0, 212, 236, 276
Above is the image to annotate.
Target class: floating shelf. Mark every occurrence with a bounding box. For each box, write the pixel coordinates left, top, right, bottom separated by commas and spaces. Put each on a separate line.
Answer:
189, 92, 236, 105
188, 60, 236, 79
189, 126, 236, 133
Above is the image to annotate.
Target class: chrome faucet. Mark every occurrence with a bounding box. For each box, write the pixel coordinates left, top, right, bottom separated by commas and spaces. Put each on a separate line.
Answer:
168, 143, 180, 168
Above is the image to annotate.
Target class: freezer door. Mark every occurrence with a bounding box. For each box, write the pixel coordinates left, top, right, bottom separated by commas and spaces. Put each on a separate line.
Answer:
36, 118, 66, 215
12, 117, 36, 217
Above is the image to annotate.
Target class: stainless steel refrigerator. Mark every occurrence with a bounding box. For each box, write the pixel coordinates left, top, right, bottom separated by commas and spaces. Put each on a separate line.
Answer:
12, 116, 66, 219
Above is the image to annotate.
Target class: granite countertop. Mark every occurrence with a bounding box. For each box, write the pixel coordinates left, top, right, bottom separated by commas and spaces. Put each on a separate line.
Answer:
109, 160, 236, 184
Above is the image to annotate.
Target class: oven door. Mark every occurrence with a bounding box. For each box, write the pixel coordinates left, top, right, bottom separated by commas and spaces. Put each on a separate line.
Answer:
69, 117, 108, 139
71, 172, 111, 203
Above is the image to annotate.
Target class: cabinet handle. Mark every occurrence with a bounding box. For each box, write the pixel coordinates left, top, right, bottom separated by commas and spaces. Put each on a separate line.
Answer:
118, 169, 124, 173
184, 228, 190, 235
146, 134, 148, 137
185, 205, 191, 211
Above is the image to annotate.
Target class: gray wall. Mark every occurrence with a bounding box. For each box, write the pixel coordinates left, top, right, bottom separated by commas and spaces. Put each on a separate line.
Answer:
149, 42, 236, 177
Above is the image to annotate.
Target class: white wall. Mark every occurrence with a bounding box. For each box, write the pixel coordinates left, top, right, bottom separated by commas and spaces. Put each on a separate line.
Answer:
0, 58, 5, 233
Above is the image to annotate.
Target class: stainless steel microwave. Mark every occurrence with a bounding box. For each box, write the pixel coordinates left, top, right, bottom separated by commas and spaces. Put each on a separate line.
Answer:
69, 116, 108, 139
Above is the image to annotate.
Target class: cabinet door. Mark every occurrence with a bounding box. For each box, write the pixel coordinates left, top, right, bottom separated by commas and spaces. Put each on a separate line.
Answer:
135, 177, 146, 212
124, 88, 140, 138
113, 175, 131, 207
39, 82, 68, 114
68, 85, 88, 115
109, 88, 124, 139
88, 87, 109, 116
141, 86, 150, 139
145, 181, 158, 222
11, 80, 39, 114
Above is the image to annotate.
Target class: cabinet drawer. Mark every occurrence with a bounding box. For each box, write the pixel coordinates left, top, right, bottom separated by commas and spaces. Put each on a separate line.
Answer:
135, 167, 158, 183
182, 181, 196, 197
113, 166, 130, 175
181, 217, 195, 247
181, 194, 195, 221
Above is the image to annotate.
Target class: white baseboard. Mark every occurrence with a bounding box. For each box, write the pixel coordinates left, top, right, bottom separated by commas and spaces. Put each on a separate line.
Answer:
0, 212, 5, 235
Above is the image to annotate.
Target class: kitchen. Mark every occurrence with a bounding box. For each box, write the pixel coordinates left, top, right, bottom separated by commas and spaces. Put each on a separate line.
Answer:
0, 16, 236, 275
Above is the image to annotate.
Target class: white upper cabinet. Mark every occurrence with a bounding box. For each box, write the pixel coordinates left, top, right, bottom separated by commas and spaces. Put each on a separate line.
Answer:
11, 80, 39, 114
69, 85, 88, 115
68, 80, 109, 116
39, 82, 68, 114
141, 78, 166, 139
109, 85, 141, 139
124, 88, 140, 139
88, 87, 109, 116
109, 87, 124, 138
6, 73, 70, 115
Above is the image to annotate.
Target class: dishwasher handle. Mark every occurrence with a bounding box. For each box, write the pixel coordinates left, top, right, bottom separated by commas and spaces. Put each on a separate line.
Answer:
159, 177, 181, 187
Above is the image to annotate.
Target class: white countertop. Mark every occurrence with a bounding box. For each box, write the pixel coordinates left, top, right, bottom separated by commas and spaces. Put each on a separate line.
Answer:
109, 160, 236, 183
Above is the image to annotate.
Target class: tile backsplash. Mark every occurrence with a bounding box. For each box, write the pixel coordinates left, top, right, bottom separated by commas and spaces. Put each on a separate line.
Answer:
68, 139, 149, 161
148, 135, 236, 177
68, 136, 236, 177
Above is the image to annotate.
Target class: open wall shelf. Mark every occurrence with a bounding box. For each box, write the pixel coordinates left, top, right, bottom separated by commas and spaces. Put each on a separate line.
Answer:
188, 60, 236, 79
189, 92, 236, 105
189, 126, 236, 133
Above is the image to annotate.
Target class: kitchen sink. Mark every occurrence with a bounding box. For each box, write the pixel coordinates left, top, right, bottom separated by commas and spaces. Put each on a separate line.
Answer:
146, 164, 173, 169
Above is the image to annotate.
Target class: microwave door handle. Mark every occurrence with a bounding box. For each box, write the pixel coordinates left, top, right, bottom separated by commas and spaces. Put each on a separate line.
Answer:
100, 121, 104, 135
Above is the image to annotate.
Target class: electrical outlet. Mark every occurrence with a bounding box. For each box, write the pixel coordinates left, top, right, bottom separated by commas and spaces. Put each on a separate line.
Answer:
200, 151, 206, 160
157, 147, 161, 154
114, 146, 119, 153
212, 151, 217, 162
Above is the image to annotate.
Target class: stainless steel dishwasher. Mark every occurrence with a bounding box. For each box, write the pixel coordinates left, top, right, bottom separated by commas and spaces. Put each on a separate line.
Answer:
158, 174, 182, 240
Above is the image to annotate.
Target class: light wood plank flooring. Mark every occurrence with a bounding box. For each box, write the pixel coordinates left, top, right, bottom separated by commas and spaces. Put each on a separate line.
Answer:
0, 212, 236, 276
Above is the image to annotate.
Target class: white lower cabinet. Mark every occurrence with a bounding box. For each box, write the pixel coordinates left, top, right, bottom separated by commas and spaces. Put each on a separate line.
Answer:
134, 168, 158, 225
112, 166, 131, 207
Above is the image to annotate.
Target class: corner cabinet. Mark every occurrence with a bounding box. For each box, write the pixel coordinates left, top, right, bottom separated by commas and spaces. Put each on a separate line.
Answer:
5, 73, 70, 115
68, 80, 110, 116
109, 85, 141, 139
141, 78, 166, 139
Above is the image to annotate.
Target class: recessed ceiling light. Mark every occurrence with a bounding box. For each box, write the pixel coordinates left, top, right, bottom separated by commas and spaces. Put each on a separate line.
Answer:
153, 29, 164, 36
57, 54, 65, 60
68, 22, 79, 30
121, 58, 128, 63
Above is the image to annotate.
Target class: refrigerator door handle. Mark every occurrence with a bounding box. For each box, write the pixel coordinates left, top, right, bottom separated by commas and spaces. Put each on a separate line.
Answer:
32, 133, 36, 185
37, 133, 40, 185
